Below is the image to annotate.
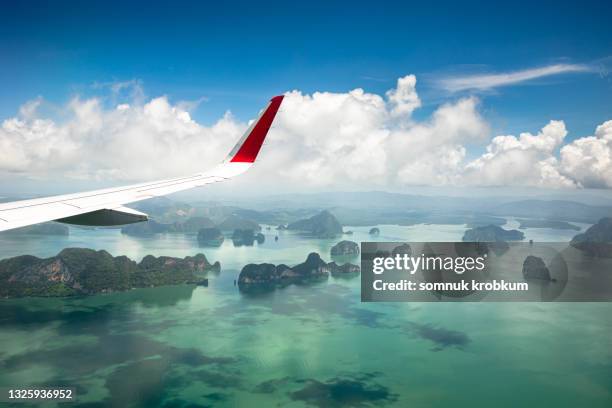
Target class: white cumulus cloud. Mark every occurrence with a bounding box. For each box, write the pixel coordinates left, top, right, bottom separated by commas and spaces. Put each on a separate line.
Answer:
0, 95, 241, 181
0, 76, 610, 192
558, 120, 612, 188
463, 120, 575, 187
385, 74, 421, 116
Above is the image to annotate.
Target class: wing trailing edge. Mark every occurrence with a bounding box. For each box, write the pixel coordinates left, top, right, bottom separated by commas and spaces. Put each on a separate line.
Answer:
56, 206, 148, 226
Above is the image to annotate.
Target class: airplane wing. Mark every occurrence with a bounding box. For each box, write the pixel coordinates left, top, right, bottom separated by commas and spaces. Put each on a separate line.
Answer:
0, 95, 284, 232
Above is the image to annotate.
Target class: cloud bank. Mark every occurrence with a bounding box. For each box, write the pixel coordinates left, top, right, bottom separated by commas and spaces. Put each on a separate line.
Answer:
0, 75, 610, 192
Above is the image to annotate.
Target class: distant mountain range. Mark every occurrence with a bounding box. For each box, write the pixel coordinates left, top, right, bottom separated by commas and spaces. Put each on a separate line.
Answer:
3, 192, 610, 236
488, 200, 612, 223
240, 192, 612, 225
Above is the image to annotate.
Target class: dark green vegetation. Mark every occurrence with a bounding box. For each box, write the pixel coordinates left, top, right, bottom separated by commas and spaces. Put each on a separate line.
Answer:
197, 227, 225, 246
287, 210, 343, 238
462, 225, 525, 242
231, 229, 265, 246
238, 252, 360, 291
571, 217, 612, 257
518, 219, 580, 230
0, 222, 69, 236
0, 248, 220, 298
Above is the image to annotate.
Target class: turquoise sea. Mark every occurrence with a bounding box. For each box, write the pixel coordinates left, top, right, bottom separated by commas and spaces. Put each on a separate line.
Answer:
0, 222, 611, 407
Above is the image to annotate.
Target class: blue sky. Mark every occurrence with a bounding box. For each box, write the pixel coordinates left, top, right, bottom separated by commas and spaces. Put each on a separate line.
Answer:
1, 0, 610, 138
1, 0, 612, 197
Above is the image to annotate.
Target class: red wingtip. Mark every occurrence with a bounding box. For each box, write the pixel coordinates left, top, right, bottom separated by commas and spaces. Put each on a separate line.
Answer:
229, 95, 284, 163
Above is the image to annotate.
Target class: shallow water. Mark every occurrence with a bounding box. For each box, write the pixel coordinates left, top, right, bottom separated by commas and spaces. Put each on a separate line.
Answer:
0, 222, 610, 407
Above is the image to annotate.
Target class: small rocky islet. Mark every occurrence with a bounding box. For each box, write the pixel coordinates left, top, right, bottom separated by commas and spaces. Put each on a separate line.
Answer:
121, 213, 267, 247
522, 255, 553, 281
197, 227, 225, 246
231, 229, 265, 246
238, 252, 360, 292
570, 217, 612, 257
330, 240, 360, 256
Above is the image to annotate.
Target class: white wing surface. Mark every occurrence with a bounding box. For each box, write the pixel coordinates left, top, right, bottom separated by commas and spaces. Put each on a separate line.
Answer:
0, 95, 284, 232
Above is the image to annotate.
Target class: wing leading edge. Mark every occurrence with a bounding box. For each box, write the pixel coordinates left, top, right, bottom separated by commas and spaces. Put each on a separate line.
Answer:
0, 95, 284, 232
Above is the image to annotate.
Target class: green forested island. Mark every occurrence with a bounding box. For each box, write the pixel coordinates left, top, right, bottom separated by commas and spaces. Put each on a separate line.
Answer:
462, 225, 525, 242
570, 217, 612, 257
0, 248, 219, 298
287, 210, 343, 238
238, 252, 360, 292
